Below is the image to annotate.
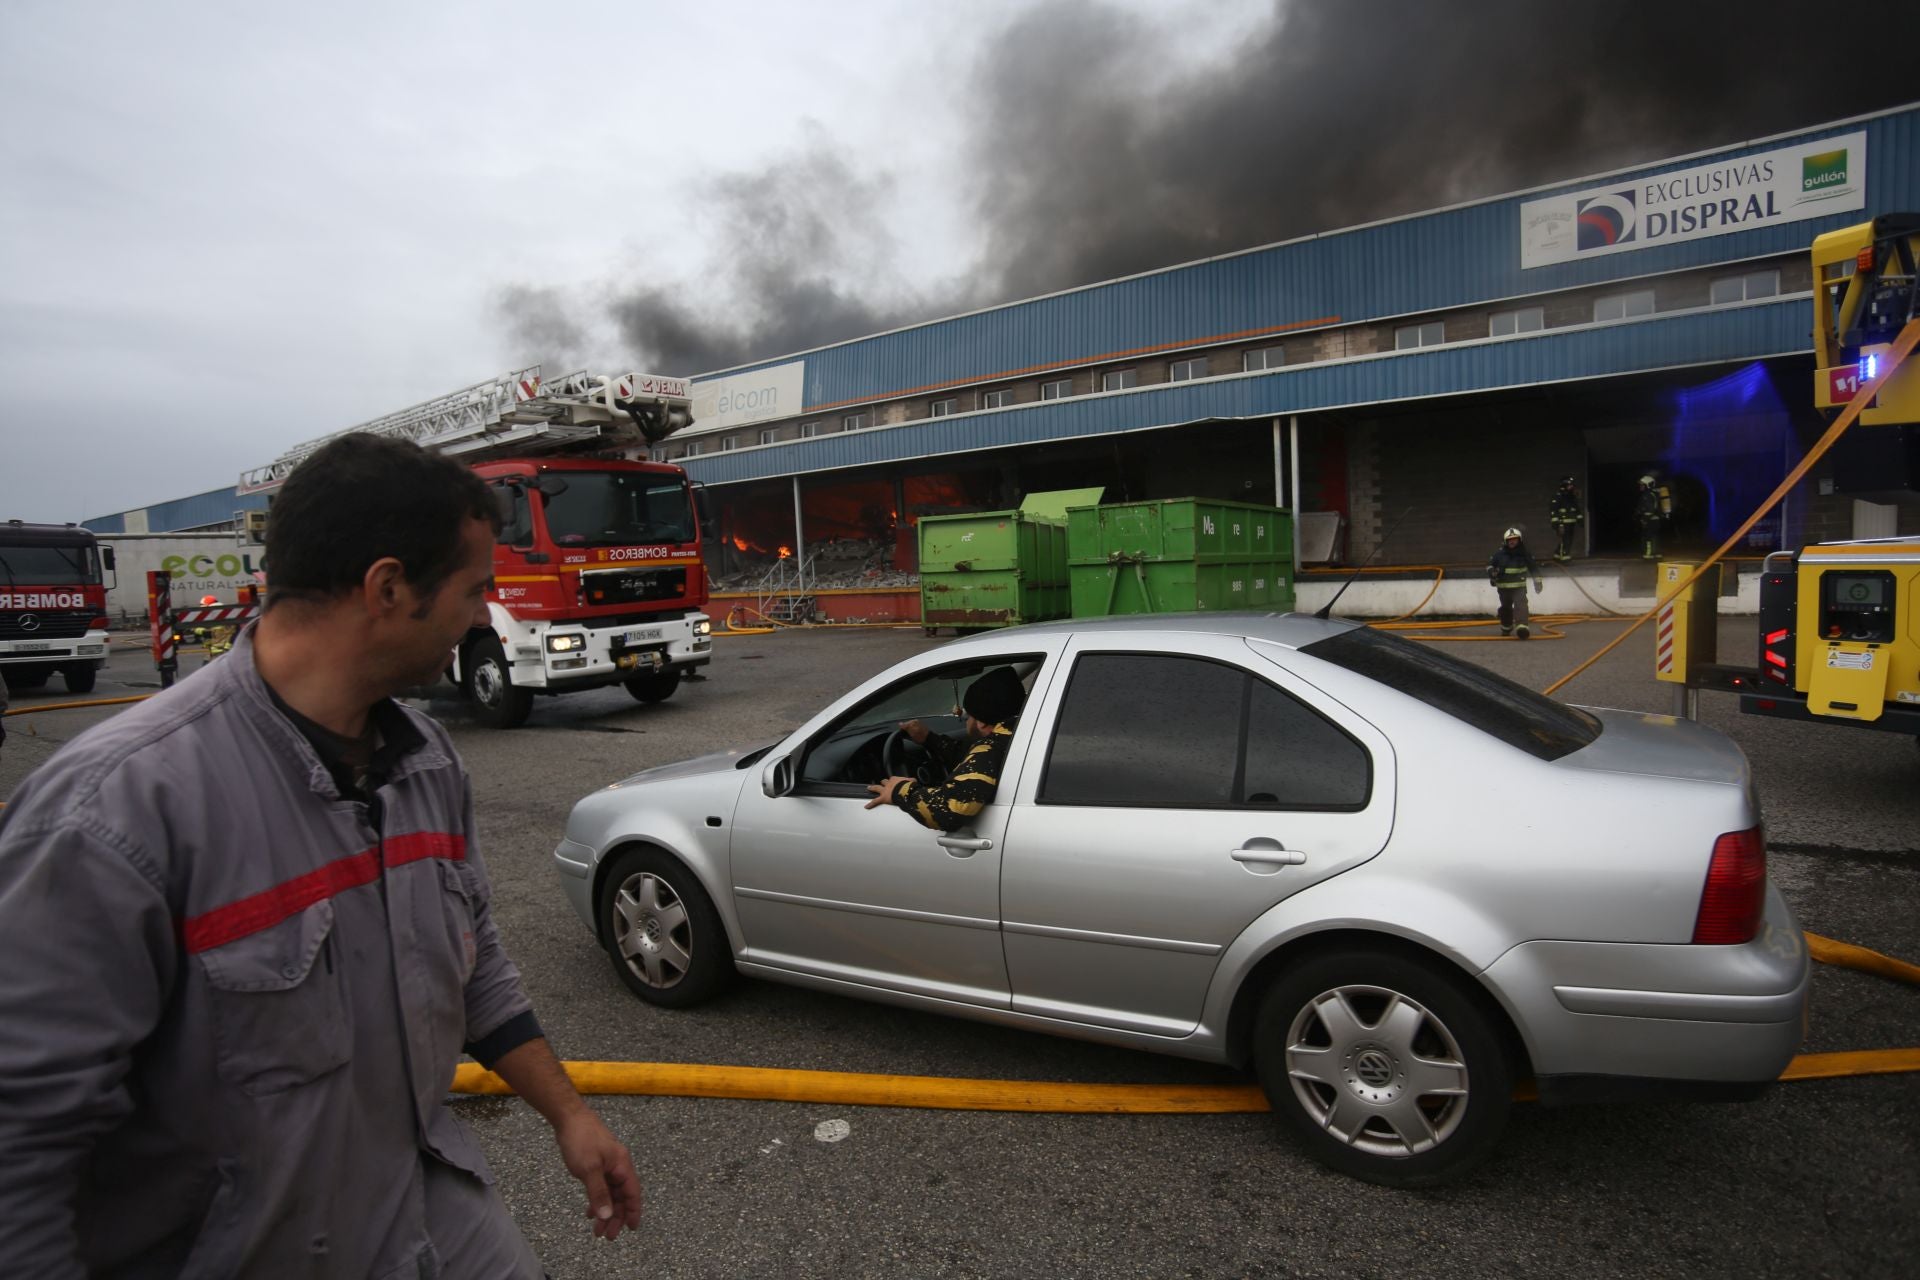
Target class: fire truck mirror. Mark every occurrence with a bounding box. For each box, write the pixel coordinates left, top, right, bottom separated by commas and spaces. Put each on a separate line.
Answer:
693, 482, 717, 540
101, 546, 116, 572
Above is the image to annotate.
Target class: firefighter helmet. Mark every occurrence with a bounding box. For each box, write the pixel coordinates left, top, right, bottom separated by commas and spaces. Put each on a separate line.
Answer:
1639, 474, 1656, 486
1503, 527, 1522, 541
200, 594, 220, 606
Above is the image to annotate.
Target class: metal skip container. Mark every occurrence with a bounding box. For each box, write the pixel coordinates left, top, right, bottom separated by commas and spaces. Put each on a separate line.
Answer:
917, 489, 1098, 630
1067, 498, 1295, 616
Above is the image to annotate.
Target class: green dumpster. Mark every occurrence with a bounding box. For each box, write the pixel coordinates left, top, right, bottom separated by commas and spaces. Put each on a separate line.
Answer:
1067, 498, 1294, 616
918, 489, 1097, 629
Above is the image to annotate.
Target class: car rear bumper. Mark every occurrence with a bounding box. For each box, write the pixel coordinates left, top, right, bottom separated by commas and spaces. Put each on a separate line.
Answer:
1482, 882, 1810, 1085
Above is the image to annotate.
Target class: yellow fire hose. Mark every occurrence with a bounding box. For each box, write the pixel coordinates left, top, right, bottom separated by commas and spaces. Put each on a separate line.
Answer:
450, 932, 1920, 1108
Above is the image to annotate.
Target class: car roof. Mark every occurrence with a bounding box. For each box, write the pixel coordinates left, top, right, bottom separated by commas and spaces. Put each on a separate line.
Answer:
940, 610, 1366, 650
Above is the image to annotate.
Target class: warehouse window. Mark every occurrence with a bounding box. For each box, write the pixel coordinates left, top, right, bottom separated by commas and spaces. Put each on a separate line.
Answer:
1710, 269, 1780, 305
844, 412, 868, 431
1040, 379, 1073, 400
1242, 347, 1285, 372
1593, 289, 1655, 322
1489, 306, 1544, 337
930, 398, 957, 417
722, 437, 738, 451
759, 428, 779, 445
982, 388, 1014, 409
799, 421, 820, 438
1101, 369, 1138, 391
1394, 320, 1445, 350
684, 441, 703, 457
1169, 357, 1208, 382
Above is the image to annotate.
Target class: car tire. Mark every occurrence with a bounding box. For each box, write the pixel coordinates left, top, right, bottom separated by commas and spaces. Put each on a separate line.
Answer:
463, 637, 532, 729
598, 847, 734, 1008
1253, 947, 1513, 1188
62, 662, 98, 694
623, 669, 682, 704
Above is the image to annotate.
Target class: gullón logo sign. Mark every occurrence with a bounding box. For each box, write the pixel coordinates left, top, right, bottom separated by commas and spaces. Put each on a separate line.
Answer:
1801, 148, 1849, 198
1520, 131, 1866, 269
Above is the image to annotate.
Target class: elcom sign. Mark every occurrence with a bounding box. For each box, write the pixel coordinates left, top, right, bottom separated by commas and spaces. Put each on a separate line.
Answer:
689, 361, 806, 433
1519, 131, 1866, 269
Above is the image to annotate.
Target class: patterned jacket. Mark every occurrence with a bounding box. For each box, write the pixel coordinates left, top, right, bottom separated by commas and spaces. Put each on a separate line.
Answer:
890, 722, 1016, 831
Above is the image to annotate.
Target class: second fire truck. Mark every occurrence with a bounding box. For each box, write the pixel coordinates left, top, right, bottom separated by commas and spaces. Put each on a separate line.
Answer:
241, 368, 712, 728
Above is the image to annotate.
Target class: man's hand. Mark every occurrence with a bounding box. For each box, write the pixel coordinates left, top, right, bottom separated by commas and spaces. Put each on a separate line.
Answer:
899, 718, 930, 744
556, 1109, 642, 1241
1532, 578, 1543, 593
866, 776, 909, 809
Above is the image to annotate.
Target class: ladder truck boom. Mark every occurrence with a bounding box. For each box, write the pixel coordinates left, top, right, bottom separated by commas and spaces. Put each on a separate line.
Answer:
238, 366, 694, 495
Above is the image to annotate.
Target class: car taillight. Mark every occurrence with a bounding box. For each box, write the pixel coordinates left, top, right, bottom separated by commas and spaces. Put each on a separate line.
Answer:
1692, 827, 1766, 944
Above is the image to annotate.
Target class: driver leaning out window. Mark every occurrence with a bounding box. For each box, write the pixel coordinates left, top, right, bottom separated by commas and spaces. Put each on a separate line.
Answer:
865, 667, 1025, 831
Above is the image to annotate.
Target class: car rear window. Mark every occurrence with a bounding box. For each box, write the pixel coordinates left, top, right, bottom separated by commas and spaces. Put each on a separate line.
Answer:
1299, 626, 1601, 761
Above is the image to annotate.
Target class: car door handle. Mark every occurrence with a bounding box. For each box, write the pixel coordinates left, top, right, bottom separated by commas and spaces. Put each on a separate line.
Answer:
937, 835, 994, 856
1231, 844, 1306, 871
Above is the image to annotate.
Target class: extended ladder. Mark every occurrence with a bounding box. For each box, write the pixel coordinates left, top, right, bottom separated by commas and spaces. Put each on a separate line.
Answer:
239, 366, 694, 494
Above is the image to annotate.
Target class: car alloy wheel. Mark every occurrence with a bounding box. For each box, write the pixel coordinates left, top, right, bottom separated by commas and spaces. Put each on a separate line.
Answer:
598, 848, 734, 1008
1283, 983, 1469, 1157
1255, 948, 1512, 1187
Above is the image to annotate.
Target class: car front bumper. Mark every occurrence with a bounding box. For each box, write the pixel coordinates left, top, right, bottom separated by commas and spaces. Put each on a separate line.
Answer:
1482, 881, 1810, 1088
553, 836, 597, 932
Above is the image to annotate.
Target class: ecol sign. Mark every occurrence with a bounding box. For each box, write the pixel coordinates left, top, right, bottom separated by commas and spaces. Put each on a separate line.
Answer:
1519, 131, 1866, 269
689, 360, 806, 432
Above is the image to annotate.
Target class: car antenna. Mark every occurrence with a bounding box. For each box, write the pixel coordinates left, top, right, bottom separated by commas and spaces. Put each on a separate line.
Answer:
1314, 506, 1413, 620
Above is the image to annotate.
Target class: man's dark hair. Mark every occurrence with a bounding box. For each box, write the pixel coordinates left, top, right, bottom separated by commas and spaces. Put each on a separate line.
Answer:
264, 433, 499, 607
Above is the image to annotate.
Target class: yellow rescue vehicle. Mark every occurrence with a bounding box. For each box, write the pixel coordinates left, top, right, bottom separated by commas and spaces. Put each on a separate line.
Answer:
1658, 215, 1920, 743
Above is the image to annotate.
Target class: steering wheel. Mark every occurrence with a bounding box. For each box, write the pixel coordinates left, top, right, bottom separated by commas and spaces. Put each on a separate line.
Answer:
882, 728, 947, 784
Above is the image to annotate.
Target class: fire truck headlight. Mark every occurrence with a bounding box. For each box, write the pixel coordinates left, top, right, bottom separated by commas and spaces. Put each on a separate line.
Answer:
693, 618, 712, 637
546, 633, 585, 653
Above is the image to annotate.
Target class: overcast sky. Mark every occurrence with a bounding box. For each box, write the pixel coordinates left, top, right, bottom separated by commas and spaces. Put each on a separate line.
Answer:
1, 1, 1905, 525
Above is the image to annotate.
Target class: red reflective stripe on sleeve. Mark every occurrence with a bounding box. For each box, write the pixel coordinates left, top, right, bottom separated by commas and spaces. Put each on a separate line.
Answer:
181, 831, 467, 953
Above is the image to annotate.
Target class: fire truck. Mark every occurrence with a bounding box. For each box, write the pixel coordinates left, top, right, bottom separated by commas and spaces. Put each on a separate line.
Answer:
240, 367, 712, 728
1658, 214, 1920, 743
0, 520, 115, 695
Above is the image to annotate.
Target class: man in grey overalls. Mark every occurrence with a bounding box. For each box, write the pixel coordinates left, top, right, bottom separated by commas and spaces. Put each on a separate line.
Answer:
0, 434, 641, 1276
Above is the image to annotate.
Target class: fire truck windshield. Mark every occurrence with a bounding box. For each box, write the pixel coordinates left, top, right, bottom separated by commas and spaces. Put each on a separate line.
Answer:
540, 473, 695, 548
0, 544, 97, 586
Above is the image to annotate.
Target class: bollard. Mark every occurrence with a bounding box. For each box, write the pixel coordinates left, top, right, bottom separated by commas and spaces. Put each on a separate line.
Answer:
146, 571, 178, 689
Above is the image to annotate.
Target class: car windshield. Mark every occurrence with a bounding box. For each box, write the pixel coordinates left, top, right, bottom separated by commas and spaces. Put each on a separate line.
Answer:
0, 544, 96, 586
541, 472, 694, 548
1299, 626, 1601, 762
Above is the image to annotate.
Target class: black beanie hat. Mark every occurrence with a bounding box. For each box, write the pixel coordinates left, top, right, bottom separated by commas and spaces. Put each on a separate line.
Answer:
963, 666, 1025, 726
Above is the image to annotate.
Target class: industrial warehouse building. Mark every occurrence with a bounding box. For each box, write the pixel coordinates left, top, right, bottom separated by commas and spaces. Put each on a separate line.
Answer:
90, 102, 1920, 617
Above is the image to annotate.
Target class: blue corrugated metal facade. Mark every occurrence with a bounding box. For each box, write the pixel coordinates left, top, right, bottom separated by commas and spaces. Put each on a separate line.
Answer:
683, 105, 1918, 488
84, 486, 265, 535
685, 298, 1812, 485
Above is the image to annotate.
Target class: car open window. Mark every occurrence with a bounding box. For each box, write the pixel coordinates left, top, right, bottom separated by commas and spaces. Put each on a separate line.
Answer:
796, 655, 1045, 791
1298, 626, 1600, 761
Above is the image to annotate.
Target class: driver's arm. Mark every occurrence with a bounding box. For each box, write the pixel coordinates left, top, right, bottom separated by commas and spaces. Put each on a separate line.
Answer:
890, 727, 1013, 832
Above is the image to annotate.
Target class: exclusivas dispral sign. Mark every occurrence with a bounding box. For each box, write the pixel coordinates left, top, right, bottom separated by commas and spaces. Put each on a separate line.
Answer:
1519, 131, 1866, 269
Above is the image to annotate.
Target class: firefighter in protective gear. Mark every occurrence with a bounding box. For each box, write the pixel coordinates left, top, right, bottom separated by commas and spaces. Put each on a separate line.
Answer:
1488, 527, 1543, 639
1548, 476, 1584, 562
1635, 473, 1673, 559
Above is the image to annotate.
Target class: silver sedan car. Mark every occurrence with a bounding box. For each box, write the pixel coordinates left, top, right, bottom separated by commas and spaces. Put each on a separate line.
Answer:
552, 613, 1809, 1186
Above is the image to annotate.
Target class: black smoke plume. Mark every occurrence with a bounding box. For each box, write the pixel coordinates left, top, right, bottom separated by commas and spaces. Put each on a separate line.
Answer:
502, 0, 1917, 375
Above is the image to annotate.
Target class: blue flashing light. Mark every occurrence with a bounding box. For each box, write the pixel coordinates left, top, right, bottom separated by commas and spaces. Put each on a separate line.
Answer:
1859, 353, 1879, 382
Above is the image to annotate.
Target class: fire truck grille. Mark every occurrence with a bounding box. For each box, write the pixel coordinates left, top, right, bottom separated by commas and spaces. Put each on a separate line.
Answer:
582, 568, 688, 608
0, 612, 92, 640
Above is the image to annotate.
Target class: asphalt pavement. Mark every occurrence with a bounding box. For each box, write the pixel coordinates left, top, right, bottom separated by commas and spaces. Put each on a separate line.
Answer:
2, 616, 1915, 1278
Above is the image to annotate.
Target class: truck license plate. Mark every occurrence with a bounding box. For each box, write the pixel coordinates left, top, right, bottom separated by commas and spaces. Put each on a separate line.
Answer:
9, 642, 51, 652
621, 627, 664, 645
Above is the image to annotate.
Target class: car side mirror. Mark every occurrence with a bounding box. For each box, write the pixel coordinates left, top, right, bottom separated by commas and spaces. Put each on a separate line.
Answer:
761, 754, 796, 798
